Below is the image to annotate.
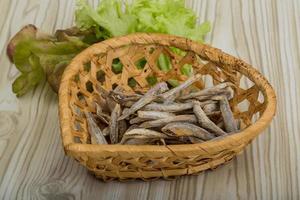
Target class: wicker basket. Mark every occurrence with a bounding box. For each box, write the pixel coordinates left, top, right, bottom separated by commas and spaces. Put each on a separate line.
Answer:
58, 33, 276, 181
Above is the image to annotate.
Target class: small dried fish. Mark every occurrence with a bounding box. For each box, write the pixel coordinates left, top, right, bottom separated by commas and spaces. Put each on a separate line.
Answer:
137, 111, 175, 120
143, 100, 217, 113
105, 86, 125, 112
120, 128, 170, 144
193, 88, 232, 101
109, 90, 142, 102
85, 112, 107, 144
109, 104, 121, 144
193, 101, 227, 136
162, 122, 215, 141
178, 83, 231, 100
95, 103, 110, 124
106, 96, 116, 112
158, 74, 202, 102
90, 76, 240, 145
122, 108, 130, 114
143, 102, 194, 112
129, 117, 149, 124
139, 115, 197, 128
118, 82, 169, 120
118, 120, 127, 142
219, 97, 238, 133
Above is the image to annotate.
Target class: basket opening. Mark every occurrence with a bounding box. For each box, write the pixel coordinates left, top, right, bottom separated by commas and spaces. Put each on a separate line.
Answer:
96, 70, 106, 84
66, 44, 268, 145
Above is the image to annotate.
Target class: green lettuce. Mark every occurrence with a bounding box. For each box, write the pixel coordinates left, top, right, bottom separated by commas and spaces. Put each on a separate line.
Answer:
7, 0, 211, 97
75, 0, 211, 42
76, 0, 137, 37
8, 25, 100, 96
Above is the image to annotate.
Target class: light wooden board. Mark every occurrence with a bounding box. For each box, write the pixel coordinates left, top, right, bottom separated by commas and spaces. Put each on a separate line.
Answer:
0, 0, 299, 199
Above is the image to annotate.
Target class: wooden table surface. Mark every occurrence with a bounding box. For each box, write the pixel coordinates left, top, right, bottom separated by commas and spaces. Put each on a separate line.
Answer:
0, 0, 299, 199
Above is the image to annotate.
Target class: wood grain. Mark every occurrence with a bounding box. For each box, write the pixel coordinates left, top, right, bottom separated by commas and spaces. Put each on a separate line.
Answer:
0, 0, 299, 199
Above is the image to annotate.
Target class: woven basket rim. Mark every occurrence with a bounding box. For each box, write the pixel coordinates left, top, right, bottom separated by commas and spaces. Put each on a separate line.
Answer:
58, 33, 276, 155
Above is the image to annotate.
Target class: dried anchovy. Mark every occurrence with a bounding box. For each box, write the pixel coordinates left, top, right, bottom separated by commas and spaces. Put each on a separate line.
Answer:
129, 111, 175, 125
137, 111, 175, 120
95, 103, 110, 124
162, 122, 215, 141
178, 83, 231, 100
219, 97, 238, 133
85, 112, 107, 144
118, 120, 127, 142
139, 115, 197, 128
193, 88, 232, 101
193, 101, 227, 136
102, 86, 124, 112
118, 82, 169, 120
129, 117, 149, 124
143, 102, 194, 112
158, 74, 202, 102
109, 90, 142, 103
105, 96, 116, 112
120, 128, 169, 144
109, 104, 121, 144
142, 100, 218, 113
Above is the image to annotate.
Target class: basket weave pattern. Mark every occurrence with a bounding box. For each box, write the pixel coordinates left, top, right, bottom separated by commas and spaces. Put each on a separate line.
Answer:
59, 33, 276, 181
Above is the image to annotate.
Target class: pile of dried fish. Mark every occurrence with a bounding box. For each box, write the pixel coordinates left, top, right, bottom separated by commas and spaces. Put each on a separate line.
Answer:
85, 74, 239, 145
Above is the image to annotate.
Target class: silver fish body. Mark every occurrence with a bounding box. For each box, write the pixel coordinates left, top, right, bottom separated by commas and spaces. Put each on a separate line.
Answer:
137, 111, 175, 120
219, 97, 238, 133
162, 122, 215, 141
120, 128, 169, 144
178, 83, 231, 100
158, 74, 202, 102
139, 115, 197, 128
85, 112, 108, 144
143, 102, 194, 112
193, 101, 227, 136
109, 104, 121, 144
118, 82, 169, 120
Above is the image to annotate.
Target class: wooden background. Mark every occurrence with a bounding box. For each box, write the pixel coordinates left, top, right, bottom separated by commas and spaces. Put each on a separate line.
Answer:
0, 0, 299, 199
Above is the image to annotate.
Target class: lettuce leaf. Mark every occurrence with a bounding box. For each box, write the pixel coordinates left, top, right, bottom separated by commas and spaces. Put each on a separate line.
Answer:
8, 25, 99, 96
75, 0, 211, 42
8, 0, 211, 97
76, 0, 137, 37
